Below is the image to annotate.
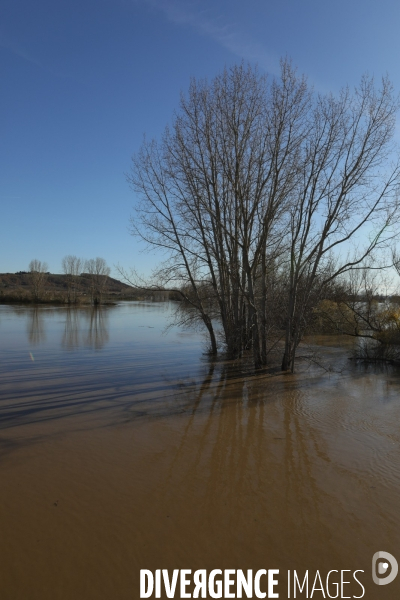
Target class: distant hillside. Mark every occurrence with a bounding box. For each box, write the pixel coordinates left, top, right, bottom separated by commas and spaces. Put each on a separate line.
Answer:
0, 272, 176, 304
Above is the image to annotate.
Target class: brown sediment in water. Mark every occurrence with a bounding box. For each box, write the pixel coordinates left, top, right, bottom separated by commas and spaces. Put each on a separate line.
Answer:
0, 305, 400, 599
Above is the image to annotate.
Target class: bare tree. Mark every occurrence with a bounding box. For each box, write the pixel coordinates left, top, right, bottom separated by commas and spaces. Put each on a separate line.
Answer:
128, 61, 400, 371
62, 255, 83, 304
280, 76, 400, 371
29, 259, 48, 302
85, 257, 110, 305
129, 60, 308, 364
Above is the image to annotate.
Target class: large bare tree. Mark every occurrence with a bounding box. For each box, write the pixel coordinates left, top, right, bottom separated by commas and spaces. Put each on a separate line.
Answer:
129, 61, 308, 364
129, 61, 400, 370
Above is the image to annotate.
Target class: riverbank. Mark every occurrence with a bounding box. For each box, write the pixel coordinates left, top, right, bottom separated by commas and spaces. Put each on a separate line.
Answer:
0, 272, 177, 304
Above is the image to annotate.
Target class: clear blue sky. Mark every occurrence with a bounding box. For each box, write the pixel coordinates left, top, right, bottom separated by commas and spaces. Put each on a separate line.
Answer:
2, 0, 400, 277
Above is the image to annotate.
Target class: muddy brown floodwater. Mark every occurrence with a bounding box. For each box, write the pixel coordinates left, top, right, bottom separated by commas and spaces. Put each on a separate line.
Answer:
0, 302, 400, 599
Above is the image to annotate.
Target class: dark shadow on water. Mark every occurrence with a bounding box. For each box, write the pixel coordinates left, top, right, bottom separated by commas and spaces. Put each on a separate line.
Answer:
2, 343, 400, 435
0, 355, 282, 434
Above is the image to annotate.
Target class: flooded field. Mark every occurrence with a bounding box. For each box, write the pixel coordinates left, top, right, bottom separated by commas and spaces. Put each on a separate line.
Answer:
0, 302, 400, 599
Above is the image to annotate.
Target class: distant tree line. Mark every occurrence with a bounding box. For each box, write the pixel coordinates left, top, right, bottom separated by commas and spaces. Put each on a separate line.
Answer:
61, 255, 110, 304
26, 256, 111, 305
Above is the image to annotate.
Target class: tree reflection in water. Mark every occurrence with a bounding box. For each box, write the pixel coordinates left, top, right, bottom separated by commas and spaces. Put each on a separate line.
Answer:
129, 357, 400, 576
61, 307, 110, 350
83, 307, 109, 350
7, 305, 112, 351
61, 308, 81, 350
27, 307, 47, 346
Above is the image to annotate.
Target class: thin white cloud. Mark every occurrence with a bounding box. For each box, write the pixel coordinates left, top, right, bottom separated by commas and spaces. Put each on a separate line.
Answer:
0, 33, 73, 78
144, 0, 280, 74
0, 34, 44, 69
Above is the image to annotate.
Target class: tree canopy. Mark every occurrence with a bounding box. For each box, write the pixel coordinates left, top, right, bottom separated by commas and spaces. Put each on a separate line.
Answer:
128, 60, 400, 370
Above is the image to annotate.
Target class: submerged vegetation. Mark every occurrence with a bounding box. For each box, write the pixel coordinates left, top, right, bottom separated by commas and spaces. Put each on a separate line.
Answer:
314, 269, 400, 364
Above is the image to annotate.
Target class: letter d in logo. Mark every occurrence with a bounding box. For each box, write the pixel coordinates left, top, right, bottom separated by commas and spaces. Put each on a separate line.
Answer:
372, 551, 398, 585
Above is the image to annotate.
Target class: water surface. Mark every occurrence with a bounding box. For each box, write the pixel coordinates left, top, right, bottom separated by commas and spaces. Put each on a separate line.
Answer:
0, 302, 400, 599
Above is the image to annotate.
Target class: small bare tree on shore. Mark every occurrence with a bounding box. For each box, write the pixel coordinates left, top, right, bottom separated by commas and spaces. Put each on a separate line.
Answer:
29, 259, 48, 302
62, 255, 83, 304
85, 257, 110, 305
